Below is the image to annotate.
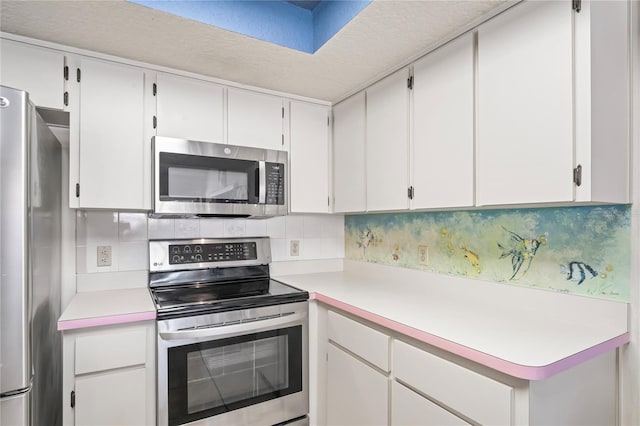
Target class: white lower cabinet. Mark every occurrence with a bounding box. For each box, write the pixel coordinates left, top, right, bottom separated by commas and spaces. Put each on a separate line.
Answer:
391, 381, 469, 426
327, 344, 388, 425
393, 340, 513, 425
74, 368, 147, 426
315, 305, 618, 426
326, 310, 390, 425
62, 322, 156, 426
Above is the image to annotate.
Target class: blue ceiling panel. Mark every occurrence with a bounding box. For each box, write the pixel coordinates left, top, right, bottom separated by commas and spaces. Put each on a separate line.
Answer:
127, 0, 371, 54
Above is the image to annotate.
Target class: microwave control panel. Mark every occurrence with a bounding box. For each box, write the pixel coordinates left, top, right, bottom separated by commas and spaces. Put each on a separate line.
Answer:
265, 162, 285, 205
168, 242, 258, 265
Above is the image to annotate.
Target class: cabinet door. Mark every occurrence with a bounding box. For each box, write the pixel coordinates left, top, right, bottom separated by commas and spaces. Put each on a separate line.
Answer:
78, 58, 146, 209
327, 344, 388, 425
413, 33, 474, 209
333, 92, 366, 213
156, 73, 224, 143
289, 101, 330, 213
75, 367, 147, 426
228, 88, 284, 150
477, 1, 573, 206
366, 69, 410, 211
391, 381, 470, 426
0, 39, 65, 109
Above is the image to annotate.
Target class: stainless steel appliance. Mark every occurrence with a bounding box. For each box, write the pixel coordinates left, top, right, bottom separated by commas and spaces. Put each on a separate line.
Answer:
0, 86, 62, 425
149, 237, 309, 426
152, 137, 287, 218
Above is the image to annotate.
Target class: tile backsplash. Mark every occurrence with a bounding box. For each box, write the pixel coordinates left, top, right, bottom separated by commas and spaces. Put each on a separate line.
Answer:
76, 212, 345, 274
345, 205, 631, 301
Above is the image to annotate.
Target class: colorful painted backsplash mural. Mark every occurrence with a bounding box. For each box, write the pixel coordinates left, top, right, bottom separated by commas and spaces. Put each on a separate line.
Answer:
345, 206, 631, 301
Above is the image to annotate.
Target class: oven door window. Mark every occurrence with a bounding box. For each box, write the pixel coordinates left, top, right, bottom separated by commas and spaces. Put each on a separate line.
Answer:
159, 152, 259, 204
167, 326, 303, 426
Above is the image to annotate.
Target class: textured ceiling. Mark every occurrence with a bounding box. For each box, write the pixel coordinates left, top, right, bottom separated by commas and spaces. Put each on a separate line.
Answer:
0, 0, 508, 103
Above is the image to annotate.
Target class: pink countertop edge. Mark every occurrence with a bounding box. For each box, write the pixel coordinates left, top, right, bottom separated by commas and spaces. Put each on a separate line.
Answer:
311, 292, 630, 381
57, 311, 156, 331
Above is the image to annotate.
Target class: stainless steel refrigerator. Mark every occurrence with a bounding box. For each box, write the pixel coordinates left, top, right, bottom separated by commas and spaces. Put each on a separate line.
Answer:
0, 86, 62, 426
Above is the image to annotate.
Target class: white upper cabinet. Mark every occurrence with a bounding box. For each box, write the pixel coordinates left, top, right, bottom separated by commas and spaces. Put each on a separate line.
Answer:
574, 0, 629, 203
366, 68, 410, 212
1, 39, 65, 109
227, 88, 284, 151
156, 72, 224, 143
412, 33, 474, 209
75, 57, 148, 210
333, 92, 366, 213
476, 1, 574, 206
289, 100, 331, 213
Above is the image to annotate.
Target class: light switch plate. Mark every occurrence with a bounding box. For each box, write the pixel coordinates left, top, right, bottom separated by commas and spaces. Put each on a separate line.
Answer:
97, 245, 112, 267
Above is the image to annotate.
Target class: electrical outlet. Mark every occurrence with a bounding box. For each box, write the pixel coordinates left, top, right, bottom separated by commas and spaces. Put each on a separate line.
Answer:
290, 240, 300, 257
418, 245, 428, 265
97, 245, 112, 267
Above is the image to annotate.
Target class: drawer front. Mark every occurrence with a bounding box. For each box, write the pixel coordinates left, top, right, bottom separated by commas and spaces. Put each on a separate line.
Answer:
328, 310, 390, 371
393, 340, 513, 425
75, 327, 147, 375
392, 381, 470, 426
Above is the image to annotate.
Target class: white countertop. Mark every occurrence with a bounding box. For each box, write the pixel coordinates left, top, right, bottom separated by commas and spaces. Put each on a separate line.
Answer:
274, 260, 629, 380
58, 288, 156, 331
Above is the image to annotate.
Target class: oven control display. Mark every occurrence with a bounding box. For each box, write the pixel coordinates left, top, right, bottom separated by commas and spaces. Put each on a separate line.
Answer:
168, 242, 257, 264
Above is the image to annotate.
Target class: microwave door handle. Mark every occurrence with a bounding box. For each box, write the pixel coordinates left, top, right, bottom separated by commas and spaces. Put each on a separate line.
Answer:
158, 311, 306, 341
258, 161, 266, 204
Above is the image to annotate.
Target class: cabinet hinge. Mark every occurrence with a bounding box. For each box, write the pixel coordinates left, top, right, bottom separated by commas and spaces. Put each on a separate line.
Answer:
153, 83, 157, 96
70, 390, 75, 408
76, 68, 81, 83
75, 183, 80, 198
64, 92, 69, 106
572, 0, 581, 13
408, 186, 414, 200
153, 116, 157, 129
64, 66, 69, 81
573, 164, 582, 187
407, 75, 414, 90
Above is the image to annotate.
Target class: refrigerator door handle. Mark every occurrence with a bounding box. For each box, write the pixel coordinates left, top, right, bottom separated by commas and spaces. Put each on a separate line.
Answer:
0, 383, 32, 399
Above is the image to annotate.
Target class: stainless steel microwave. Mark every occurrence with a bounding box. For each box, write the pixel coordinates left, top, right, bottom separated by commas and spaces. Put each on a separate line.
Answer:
152, 136, 287, 218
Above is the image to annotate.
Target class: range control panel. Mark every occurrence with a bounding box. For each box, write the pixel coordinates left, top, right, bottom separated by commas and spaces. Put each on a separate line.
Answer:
168, 242, 258, 265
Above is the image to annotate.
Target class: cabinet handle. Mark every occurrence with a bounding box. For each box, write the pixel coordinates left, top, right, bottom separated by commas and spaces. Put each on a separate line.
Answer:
573, 165, 582, 187
70, 390, 75, 408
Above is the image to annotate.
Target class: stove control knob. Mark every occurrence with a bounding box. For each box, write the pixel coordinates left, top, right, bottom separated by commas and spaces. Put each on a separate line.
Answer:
195, 254, 203, 262
194, 246, 202, 253
172, 255, 180, 263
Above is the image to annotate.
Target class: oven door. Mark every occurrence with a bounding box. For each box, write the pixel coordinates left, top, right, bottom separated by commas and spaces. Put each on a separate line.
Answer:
157, 302, 308, 426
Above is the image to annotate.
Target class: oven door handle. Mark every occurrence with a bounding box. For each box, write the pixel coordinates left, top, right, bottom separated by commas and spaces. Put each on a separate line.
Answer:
159, 311, 306, 341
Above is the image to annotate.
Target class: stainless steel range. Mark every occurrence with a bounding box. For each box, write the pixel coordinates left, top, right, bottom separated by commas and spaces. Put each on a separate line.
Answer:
149, 237, 309, 426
